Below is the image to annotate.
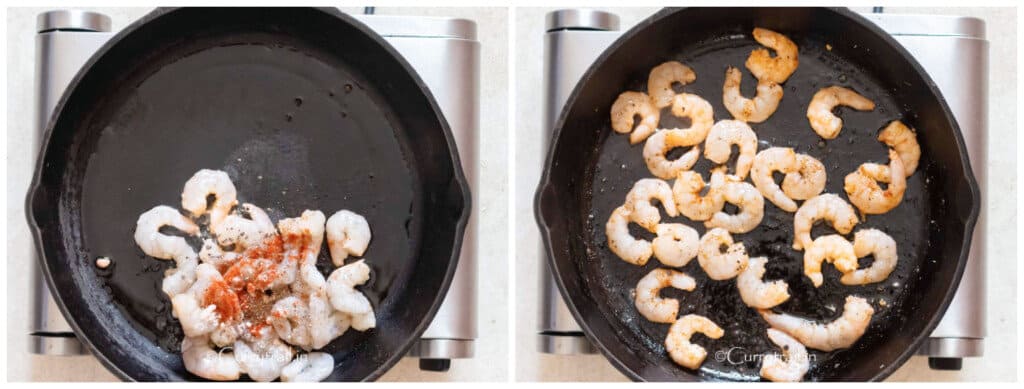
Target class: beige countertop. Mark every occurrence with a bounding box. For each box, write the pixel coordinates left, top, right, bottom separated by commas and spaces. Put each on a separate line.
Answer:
513, 6, 1017, 382
5, 6, 509, 382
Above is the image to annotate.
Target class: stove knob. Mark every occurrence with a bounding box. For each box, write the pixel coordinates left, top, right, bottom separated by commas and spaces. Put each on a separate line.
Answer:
928, 357, 962, 371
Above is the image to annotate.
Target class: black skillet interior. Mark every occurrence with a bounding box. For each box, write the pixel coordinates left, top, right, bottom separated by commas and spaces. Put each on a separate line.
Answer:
537, 7, 978, 382
28, 8, 469, 381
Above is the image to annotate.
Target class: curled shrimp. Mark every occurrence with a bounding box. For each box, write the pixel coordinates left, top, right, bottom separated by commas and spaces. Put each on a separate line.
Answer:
634, 268, 697, 323
624, 178, 678, 231
327, 259, 374, 319
704, 177, 764, 234
844, 149, 906, 214
803, 234, 858, 288
199, 238, 240, 269
841, 228, 898, 286
877, 120, 921, 176
326, 210, 372, 267
134, 205, 200, 296
233, 327, 295, 382
605, 206, 653, 266
746, 28, 799, 84
181, 169, 238, 227
751, 147, 799, 212
759, 296, 874, 352
698, 228, 749, 280
722, 67, 783, 123
806, 86, 875, 139
792, 193, 859, 251
281, 352, 335, 382
782, 153, 827, 200
214, 203, 277, 250
171, 263, 227, 338
611, 91, 660, 144
665, 314, 725, 370
704, 119, 758, 179
673, 168, 726, 221
648, 61, 697, 108
760, 328, 809, 382
652, 223, 700, 267
182, 335, 241, 381
279, 210, 326, 291
270, 296, 313, 349
643, 130, 701, 180
308, 290, 353, 349
660, 93, 715, 140
737, 257, 790, 309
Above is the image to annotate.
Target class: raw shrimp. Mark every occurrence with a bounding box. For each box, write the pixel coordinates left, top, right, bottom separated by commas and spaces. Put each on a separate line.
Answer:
233, 326, 295, 382
214, 203, 277, 250
665, 314, 725, 370
844, 150, 906, 214
803, 235, 858, 288
760, 328, 809, 382
697, 228, 749, 280
611, 91, 660, 144
652, 223, 700, 267
704, 178, 764, 234
746, 28, 799, 84
877, 120, 921, 176
759, 296, 874, 352
673, 168, 726, 221
281, 352, 335, 382
182, 335, 241, 381
792, 194, 859, 251
704, 119, 758, 179
643, 130, 701, 180
623, 178, 678, 231
722, 67, 783, 123
134, 205, 198, 260
327, 260, 373, 317
841, 228, 898, 285
326, 210, 372, 266
308, 289, 352, 349
171, 294, 219, 338
199, 238, 240, 269
606, 206, 653, 266
279, 210, 326, 291
782, 153, 827, 200
181, 169, 238, 227
647, 61, 697, 108
737, 257, 790, 309
751, 147, 799, 212
270, 296, 313, 349
806, 86, 875, 139
634, 268, 697, 323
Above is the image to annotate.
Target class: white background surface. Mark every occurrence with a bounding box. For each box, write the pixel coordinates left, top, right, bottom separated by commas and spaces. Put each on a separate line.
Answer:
4, 6, 509, 382
513, 6, 1017, 382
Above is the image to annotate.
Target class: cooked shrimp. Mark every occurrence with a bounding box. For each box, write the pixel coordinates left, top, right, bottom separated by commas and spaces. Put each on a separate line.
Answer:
611, 91, 660, 144
704, 120, 758, 179
181, 169, 238, 227
134, 205, 198, 260
806, 86, 875, 139
759, 296, 874, 352
746, 28, 799, 84
661, 93, 715, 140
844, 150, 906, 214
842, 228, 898, 285
648, 61, 697, 108
233, 326, 295, 382
652, 223, 700, 267
722, 67, 783, 123
751, 147, 799, 212
270, 296, 313, 349
281, 352, 334, 382
634, 268, 697, 323
606, 206, 653, 266
182, 335, 240, 381
326, 210, 372, 266
877, 120, 921, 176
327, 260, 373, 316
673, 168, 726, 221
624, 178, 678, 231
643, 130, 702, 180
665, 314, 725, 370
760, 328, 809, 382
803, 234, 858, 288
792, 194, 859, 251
737, 257, 790, 309
704, 178, 764, 234
214, 203, 277, 250
697, 228, 749, 280
782, 153, 827, 200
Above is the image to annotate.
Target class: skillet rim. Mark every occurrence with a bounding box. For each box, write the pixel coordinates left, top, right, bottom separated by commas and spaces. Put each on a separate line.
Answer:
534, 6, 980, 382
25, 6, 471, 382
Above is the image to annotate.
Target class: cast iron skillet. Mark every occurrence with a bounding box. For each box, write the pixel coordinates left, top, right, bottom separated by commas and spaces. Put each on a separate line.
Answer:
536, 7, 979, 381
27, 7, 470, 381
